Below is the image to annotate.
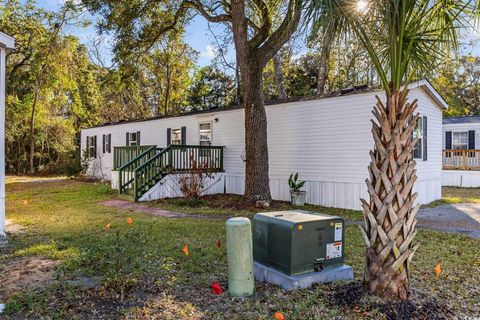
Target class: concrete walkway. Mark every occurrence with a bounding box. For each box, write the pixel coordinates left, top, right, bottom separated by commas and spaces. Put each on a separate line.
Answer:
418, 203, 480, 238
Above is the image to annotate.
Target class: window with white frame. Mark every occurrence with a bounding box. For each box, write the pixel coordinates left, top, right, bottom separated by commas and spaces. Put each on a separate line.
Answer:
171, 129, 182, 145
412, 117, 423, 159
87, 136, 97, 158
199, 122, 212, 146
452, 131, 468, 150
128, 132, 138, 146
103, 134, 111, 153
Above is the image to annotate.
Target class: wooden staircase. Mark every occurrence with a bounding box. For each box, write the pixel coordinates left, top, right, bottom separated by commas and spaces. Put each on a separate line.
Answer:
116, 144, 224, 201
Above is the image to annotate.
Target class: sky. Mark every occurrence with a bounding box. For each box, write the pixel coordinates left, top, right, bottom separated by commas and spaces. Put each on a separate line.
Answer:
39, 0, 233, 68
35, 0, 480, 68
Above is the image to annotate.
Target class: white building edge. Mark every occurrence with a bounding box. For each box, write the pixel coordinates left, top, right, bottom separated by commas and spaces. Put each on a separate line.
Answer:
81, 80, 446, 210
442, 115, 480, 187
0, 32, 15, 237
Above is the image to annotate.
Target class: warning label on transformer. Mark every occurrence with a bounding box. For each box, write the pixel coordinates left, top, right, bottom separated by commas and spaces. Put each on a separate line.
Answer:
334, 222, 343, 241
326, 242, 342, 259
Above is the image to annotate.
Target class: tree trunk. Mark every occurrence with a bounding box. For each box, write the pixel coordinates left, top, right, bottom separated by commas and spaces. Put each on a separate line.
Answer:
241, 61, 272, 202
360, 88, 420, 301
273, 54, 287, 99
317, 25, 333, 96
29, 88, 39, 174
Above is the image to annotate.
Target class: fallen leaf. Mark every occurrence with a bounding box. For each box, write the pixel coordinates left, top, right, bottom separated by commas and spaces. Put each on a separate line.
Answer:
23, 199, 29, 206
274, 311, 285, 320
105, 223, 111, 230
211, 282, 223, 295
182, 245, 189, 256
217, 239, 221, 248
127, 217, 133, 225
434, 263, 442, 277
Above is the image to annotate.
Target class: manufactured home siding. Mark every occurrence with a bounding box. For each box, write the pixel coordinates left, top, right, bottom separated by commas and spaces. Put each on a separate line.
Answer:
442, 118, 480, 187
443, 122, 480, 150
81, 86, 443, 209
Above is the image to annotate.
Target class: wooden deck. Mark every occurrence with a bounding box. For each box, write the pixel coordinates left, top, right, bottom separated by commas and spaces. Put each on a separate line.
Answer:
114, 145, 224, 201
443, 149, 480, 170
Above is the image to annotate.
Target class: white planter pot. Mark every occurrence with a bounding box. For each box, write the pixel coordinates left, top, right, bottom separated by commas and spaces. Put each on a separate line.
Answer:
290, 190, 306, 206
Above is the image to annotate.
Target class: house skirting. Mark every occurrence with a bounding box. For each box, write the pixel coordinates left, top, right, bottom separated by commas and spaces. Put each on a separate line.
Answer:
442, 170, 480, 188
118, 173, 442, 210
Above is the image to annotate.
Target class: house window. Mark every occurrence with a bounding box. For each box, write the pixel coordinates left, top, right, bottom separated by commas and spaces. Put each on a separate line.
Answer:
171, 129, 182, 145
87, 136, 97, 158
127, 132, 139, 146
103, 134, 111, 153
199, 122, 212, 146
452, 131, 468, 150
413, 117, 423, 159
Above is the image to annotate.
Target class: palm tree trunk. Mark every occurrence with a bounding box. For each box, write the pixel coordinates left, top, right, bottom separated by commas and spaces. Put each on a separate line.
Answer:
360, 87, 420, 301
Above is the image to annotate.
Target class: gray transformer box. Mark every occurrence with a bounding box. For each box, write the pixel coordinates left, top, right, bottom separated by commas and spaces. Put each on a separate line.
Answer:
253, 210, 345, 276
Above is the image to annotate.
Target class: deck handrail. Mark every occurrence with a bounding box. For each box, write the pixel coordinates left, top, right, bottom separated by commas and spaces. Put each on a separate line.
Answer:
132, 145, 225, 201
118, 146, 159, 193
113, 145, 156, 169
443, 149, 480, 170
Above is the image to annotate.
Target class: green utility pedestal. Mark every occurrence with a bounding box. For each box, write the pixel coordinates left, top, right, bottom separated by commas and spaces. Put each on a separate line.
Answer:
226, 217, 254, 297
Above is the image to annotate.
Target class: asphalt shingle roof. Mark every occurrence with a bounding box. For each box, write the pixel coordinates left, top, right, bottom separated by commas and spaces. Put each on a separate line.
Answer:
443, 116, 480, 124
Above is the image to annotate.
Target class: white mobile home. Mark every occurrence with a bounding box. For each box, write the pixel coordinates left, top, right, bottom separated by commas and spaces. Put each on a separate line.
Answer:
81, 80, 446, 210
442, 116, 480, 187
0, 32, 15, 237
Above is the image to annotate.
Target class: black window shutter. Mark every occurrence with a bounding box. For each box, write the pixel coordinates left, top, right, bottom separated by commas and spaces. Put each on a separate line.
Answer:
445, 131, 452, 149
108, 134, 112, 153
86, 136, 90, 156
137, 131, 141, 145
126, 132, 130, 146
167, 128, 171, 146
469, 130, 475, 150
422, 116, 427, 161
181, 126, 186, 145
93, 135, 97, 158
102, 134, 106, 153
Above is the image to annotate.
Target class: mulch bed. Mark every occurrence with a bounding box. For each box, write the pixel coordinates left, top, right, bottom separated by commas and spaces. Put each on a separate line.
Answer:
326, 281, 456, 320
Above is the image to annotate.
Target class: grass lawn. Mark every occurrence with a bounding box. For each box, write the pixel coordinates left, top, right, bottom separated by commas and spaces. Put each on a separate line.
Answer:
2, 178, 479, 319
424, 186, 480, 207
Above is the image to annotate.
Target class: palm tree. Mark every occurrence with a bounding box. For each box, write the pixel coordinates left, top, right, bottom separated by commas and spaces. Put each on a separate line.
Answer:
304, 0, 479, 300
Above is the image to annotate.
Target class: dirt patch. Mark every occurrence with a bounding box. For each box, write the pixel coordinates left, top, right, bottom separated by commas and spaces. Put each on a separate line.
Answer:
99, 199, 198, 218
326, 281, 456, 319
0, 256, 59, 300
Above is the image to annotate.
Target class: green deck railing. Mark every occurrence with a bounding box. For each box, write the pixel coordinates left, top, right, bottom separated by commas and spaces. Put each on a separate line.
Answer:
117, 144, 224, 201
113, 145, 155, 169
118, 146, 162, 194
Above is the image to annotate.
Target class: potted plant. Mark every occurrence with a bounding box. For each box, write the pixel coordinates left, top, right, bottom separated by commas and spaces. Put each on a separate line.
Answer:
288, 173, 306, 206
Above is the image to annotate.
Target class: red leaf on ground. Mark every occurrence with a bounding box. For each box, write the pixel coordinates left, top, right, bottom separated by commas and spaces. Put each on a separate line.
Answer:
211, 282, 223, 295
127, 217, 133, 225
274, 311, 285, 320
182, 245, 189, 256
105, 223, 111, 230
217, 239, 221, 248
434, 263, 442, 277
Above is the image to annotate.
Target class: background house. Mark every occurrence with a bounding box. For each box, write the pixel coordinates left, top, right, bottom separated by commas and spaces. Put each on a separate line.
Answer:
0, 32, 15, 237
81, 80, 446, 210
443, 116, 480, 187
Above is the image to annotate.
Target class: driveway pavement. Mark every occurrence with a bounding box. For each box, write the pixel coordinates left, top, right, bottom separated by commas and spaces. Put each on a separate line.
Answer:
418, 203, 480, 238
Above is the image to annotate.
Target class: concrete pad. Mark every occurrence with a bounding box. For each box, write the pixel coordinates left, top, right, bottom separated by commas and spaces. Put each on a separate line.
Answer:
253, 262, 353, 291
